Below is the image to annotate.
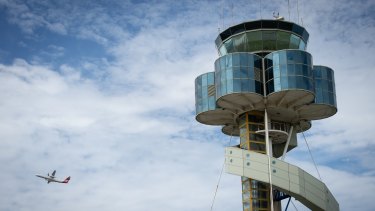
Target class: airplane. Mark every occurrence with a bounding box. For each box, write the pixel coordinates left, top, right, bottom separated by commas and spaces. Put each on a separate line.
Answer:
36, 170, 70, 184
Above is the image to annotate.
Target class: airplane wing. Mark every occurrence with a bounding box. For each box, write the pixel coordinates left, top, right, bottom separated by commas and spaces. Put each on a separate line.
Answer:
52, 170, 56, 177
36, 175, 49, 180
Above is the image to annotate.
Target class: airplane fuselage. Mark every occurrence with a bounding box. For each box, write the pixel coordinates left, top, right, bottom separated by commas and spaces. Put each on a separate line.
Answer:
36, 174, 70, 184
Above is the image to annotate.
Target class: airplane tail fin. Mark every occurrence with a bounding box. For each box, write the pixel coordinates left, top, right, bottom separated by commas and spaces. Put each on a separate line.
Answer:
62, 176, 71, 184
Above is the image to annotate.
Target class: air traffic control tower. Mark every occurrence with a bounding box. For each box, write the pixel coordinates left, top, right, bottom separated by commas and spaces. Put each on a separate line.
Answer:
195, 19, 339, 211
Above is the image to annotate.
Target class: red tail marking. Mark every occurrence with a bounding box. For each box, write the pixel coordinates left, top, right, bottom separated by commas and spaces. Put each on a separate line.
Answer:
63, 176, 71, 183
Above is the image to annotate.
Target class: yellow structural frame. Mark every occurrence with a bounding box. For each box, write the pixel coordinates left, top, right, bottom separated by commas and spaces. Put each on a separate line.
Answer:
239, 111, 271, 211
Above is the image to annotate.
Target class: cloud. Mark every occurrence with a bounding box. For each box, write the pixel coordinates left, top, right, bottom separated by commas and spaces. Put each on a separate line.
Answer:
0, 0, 374, 210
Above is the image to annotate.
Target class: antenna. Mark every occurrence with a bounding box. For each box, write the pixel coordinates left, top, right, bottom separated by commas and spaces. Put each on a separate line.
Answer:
231, 2, 234, 26
221, 0, 225, 29
259, 0, 262, 19
273, 11, 284, 20
297, 0, 300, 24
287, 0, 291, 20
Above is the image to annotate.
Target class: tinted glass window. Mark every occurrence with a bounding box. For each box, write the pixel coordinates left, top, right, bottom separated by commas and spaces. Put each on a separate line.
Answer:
290, 34, 300, 49
220, 28, 232, 41
261, 20, 278, 28
245, 21, 262, 30
278, 21, 293, 31
231, 23, 246, 34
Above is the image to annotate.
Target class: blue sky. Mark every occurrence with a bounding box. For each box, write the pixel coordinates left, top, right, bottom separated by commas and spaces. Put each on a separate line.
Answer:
0, 0, 374, 210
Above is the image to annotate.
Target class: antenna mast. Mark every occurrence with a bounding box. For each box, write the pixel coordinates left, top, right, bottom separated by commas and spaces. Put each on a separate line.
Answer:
297, 0, 300, 24
287, 0, 291, 20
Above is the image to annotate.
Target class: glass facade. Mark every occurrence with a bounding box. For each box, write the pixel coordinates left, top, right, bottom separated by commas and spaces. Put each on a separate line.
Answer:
215, 53, 264, 98
215, 20, 309, 48
264, 50, 314, 95
218, 30, 307, 56
195, 72, 216, 114
313, 66, 337, 107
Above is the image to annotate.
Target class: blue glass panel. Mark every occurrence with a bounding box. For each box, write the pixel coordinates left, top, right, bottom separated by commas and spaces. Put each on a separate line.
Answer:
329, 94, 335, 105
241, 79, 250, 91
248, 56, 254, 67
323, 90, 329, 103
221, 69, 227, 81
308, 78, 314, 91
328, 81, 334, 92
286, 51, 295, 64
196, 105, 202, 113
280, 65, 287, 76
220, 57, 226, 70
299, 41, 306, 50
226, 54, 232, 68
324, 80, 330, 91
221, 81, 227, 94
248, 66, 254, 79
315, 79, 322, 90
240, 53, 249, 66
233, 67, 241, 78
224, 39, 234, 53
273, 66, 280, 78
226, 68, 233, 80
289, 34, 300, 49
208, 73, 214, 85
274, 78, 281, 92
295, 51, 303, 64
288, 76, 296, 88
302, 52, 308, 64
316, 88, 323, 102
327, 69, 333, 81
314, 67, 322, 78
240, 68, 248, 78
202, 74, 207, 86
273, 53, 279, 66
287, 64, 295, 75
295, 64, 303, 75
279, 51, 287, 64
202, 97, 208, 110
233, 54, 240, 67
321, 68, 328, 79
219, 45, 227, 56
216, 84, 220, 97
208, 96, 215, 110
302, 65, 308, 76
197, 86, 202, 96
249, 80, 256, 92
280, 76, 287, 89
227, 79, 233, 93
296, 76, 304, 89
233, 79, 241, 92
202, 86, 208, 96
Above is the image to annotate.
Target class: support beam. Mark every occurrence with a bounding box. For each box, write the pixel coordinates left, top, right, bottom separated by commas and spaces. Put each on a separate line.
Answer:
281, 126, 294, 161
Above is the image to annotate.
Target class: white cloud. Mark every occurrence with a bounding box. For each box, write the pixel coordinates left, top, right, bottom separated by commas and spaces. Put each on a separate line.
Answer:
0, 0, 374, 210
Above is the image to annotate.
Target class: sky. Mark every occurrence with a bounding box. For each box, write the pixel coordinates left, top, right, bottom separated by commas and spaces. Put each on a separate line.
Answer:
0, 0, 374, 210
